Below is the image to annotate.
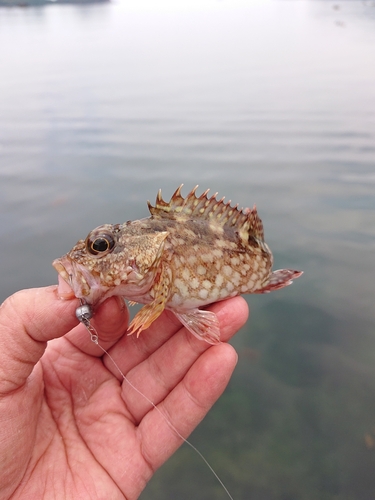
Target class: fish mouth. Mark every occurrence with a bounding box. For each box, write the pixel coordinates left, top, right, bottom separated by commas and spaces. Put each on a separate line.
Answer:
52, 259, 72, 286
52, 256, 102, 305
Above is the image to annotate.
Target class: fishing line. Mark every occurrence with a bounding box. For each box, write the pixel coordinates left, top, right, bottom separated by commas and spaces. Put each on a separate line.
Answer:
76, 304, 234, 500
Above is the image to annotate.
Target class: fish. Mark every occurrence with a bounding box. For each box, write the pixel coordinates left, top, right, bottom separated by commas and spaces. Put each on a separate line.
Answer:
53, 186, 302, 344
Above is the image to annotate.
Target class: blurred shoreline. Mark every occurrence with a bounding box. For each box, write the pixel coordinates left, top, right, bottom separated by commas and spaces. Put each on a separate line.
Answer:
0, 0, 108, 6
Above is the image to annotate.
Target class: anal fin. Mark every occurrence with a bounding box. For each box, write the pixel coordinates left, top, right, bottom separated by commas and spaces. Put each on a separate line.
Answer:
255, 269, 303, 294
174, 309, 221, 345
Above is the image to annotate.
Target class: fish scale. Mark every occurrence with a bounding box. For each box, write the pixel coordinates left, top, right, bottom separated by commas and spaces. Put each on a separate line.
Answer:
53, 185, 302, 344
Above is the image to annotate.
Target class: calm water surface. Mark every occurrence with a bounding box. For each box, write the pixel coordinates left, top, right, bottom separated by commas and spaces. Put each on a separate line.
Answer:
1, 1, 375, 498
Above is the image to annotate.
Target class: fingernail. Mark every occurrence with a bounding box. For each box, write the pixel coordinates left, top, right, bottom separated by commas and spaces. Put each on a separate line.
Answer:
57, 275, 75, 300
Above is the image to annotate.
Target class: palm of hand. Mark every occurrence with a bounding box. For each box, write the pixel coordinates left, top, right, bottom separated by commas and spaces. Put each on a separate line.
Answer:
1, 289, 247, 500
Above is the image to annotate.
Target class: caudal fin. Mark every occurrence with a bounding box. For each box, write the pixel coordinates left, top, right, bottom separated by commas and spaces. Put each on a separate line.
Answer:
255, 269, 303, 294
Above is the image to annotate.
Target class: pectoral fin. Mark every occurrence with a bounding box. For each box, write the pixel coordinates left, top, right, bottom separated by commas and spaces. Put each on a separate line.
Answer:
174, 309, 221, 345
127, 264, 171, 337
127, 301, 166, 337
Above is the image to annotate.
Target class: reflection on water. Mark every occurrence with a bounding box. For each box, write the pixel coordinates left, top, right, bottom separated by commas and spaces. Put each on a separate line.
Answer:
1, 1, 375, 498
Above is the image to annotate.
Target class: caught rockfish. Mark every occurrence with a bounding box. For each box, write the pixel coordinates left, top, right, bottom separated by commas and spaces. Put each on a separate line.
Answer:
53, 186, 302, 344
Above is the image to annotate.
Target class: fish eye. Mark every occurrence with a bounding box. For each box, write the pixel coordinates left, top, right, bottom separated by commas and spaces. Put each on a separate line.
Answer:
86, 232, 116, 256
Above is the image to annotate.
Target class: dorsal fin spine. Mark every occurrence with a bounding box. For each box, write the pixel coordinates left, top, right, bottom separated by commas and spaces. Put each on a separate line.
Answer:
148, 185, 265, 241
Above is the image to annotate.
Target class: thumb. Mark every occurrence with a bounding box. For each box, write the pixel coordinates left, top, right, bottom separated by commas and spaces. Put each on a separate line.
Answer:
0, 286, 79, 394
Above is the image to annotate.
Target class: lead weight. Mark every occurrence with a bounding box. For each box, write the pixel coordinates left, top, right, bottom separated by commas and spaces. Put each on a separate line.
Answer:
75, 304, 93, 323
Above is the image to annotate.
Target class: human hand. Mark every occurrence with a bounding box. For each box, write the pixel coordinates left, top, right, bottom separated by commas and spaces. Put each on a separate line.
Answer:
0, 286, 248, 499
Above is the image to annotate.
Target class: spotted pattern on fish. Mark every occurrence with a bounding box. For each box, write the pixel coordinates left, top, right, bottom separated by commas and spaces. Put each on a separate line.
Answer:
53, 186, 302, 344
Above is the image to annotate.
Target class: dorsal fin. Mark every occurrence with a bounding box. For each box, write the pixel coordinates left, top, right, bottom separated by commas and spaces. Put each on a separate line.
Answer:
147, 185, 265, 241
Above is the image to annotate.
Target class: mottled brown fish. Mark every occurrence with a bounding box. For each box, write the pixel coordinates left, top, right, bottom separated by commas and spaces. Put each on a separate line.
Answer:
53, 186, 302, 344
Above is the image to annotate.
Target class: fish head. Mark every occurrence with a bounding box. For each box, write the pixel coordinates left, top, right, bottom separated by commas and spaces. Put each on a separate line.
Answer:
53, 224, 122, 305
52, 223, 169, 306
